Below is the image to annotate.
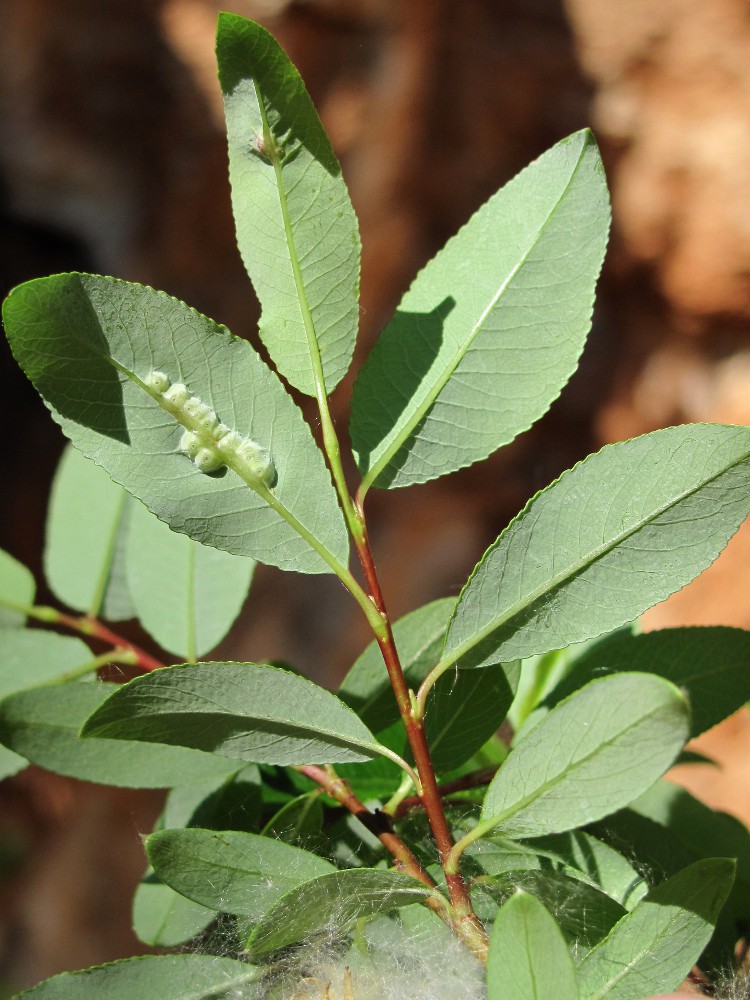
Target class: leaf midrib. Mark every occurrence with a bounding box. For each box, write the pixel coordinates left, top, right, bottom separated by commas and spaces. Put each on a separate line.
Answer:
444, 438, 750, 670
581, 904, 701, 1000
89, 688, 384, 760
362, 136, 589, 489
253, 79, 329, 398
480, 690, 681, 835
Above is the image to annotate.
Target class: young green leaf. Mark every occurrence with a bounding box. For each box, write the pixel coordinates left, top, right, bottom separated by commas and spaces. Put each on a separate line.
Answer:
543, 626, 750, 738
2, 274, 348, 575
147, 827, 335, 917
126, 500, 255, 660
0, 682, 237, 787
443, 424, 750, 670
44, 444, 134, 619
246, 868, 432, 956
217, 13, 360, 396
487, 891, 579, 1000
80, 662, 395, 767
350, 129, 609, 492
478, 674, 689, 840
7, 955, 261, 1000
576, 859, 735, 999
0, 549, 35, 626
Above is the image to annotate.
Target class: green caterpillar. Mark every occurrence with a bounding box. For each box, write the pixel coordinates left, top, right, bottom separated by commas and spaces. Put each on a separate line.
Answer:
144, 371, 276, 486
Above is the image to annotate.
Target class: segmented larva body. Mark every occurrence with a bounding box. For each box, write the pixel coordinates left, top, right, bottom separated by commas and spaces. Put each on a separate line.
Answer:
145, 372, 276, 485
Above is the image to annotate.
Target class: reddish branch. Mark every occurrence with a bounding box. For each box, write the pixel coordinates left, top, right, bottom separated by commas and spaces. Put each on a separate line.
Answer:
351, 507, 486, 947
393, 766, 499, 819
296, 764, 435, 889
53, 610, 166, 672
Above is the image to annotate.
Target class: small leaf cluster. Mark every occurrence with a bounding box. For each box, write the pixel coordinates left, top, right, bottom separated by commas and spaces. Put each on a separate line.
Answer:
1, 12, 750, 1000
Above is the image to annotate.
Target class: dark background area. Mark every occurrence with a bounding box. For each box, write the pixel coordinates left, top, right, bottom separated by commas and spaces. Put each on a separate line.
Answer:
1, 0, 749, 992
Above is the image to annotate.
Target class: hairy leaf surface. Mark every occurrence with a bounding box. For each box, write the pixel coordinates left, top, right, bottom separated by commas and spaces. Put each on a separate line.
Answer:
147, 827, 334, 916
246, 868, 431, 956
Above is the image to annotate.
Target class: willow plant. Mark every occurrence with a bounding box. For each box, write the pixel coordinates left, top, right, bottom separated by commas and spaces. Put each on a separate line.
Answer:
2, 13, 750, 1000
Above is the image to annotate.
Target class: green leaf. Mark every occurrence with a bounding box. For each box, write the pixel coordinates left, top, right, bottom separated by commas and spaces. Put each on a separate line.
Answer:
479, 674, 689, 839
526, 832, 648, 911
339, 598, 456, 732
576, 859, 735, 1000
246, 868, 432, 956
0, 629, 94, 698
80, 662, 391, 766
350, 129, 609, 491
3, 273, 348, 575
133, 768, 260, 947
260, 792, 324, 847
217, 13, 360, 396
147, 827, 334, 919
0, 549, 35, 626
423, 661, 519, 773
0, 630, 97, 779
44, 444, 134, 619
477, 869, 625, 954
8, 955, 261, 1000
444, 424, 750, 670
0, 681, 237, 787
487, 892, 579, 1000
132, 876, 215, 949
126, 500, 255, 659
544, 626, 750, 737
594, 780, 750, 927
470, 831, 647, 911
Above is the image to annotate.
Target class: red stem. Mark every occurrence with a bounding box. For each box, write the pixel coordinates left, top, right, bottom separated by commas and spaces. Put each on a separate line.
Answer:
352, 501, 485, 941
394, 766, 499, 819
54, 611, 166, 672
297, 765, 435, 889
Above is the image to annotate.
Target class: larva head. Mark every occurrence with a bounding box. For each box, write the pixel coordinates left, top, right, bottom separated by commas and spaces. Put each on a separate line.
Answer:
144, 371, 170, 393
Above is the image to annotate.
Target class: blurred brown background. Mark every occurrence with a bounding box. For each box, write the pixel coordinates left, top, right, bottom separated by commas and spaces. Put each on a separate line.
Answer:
1, 0, 749, 993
